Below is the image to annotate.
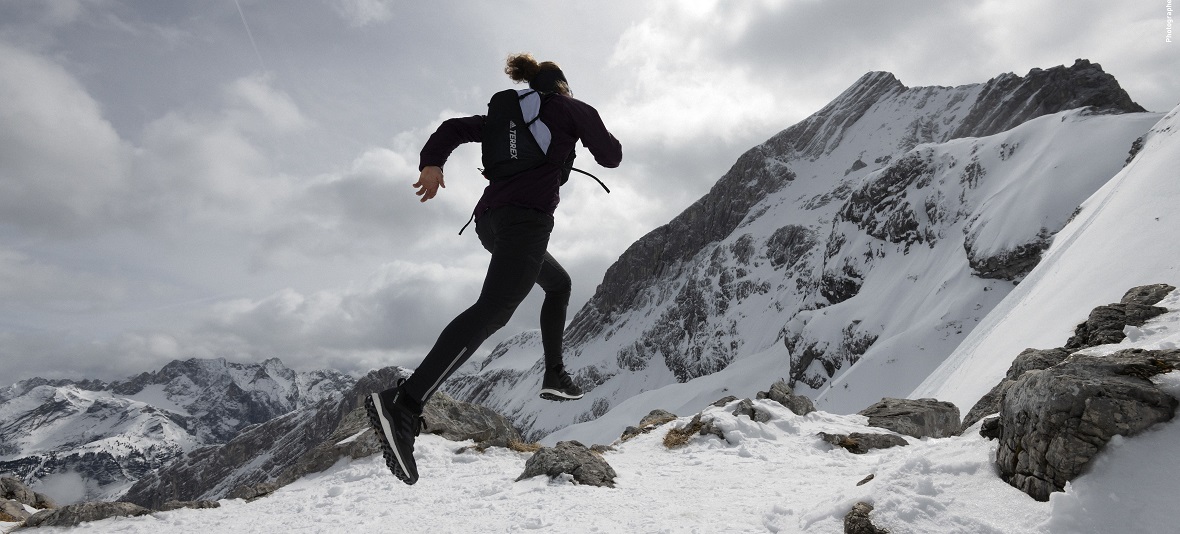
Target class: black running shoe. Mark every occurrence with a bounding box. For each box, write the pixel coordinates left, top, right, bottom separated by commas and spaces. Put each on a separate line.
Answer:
365, 381, 424, 485
540, 365, 583, 401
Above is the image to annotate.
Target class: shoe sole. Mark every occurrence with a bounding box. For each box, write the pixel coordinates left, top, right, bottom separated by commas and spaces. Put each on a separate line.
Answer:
539, 389, 583, 401
365, 393, 417, 485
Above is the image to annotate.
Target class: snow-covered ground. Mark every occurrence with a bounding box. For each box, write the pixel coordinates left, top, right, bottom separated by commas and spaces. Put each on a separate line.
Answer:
10, 295, 1179, 533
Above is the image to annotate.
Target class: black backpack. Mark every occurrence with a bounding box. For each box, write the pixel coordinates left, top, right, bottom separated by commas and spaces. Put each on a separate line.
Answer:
480, 89, 607, 190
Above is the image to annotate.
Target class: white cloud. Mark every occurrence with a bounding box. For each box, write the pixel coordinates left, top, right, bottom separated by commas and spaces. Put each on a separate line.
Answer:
326, 0, 395, 27
0, 41, 131, 236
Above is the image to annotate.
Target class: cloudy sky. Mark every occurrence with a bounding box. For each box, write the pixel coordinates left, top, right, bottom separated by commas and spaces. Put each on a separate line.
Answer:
1, 0, 1176, 384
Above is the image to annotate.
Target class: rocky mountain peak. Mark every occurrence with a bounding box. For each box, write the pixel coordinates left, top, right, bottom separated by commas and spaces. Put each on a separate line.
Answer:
952, 59, 1146, 139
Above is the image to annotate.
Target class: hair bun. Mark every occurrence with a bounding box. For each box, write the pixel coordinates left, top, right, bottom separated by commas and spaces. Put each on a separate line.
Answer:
505, 53, 541, 82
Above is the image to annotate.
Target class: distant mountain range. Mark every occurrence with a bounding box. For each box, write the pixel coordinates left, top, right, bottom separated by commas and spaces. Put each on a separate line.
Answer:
0, 358, 352, 502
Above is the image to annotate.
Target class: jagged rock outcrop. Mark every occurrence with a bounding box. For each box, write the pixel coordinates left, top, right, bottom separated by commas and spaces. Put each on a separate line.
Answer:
858, 398, 960, 439
949, 59, 1144, 139
963, 284, 1175, 430
516, 441, 617, 488
996, 348, 1179, 501
1065, 283, 1174, 349
24, 501, 151, 528
961, 347, 1072, 430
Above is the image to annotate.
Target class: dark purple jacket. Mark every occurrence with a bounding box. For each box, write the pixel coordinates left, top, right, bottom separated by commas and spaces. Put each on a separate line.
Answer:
419, 93, 622, 219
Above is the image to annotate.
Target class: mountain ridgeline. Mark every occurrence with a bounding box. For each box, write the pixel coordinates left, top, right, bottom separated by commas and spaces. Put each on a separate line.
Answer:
0, 358, 352, 502
444, 59, 1154, 441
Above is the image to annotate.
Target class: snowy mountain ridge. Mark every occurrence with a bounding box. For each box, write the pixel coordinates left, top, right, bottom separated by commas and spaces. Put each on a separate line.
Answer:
444, 59, 1157, 441
0, 357, 353, 503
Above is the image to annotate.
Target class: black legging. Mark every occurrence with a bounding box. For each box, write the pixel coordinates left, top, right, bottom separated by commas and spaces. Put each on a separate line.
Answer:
401, 206, 571, 406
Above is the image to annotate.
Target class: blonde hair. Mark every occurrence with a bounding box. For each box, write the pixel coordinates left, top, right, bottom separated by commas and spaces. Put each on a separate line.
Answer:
504, 53, 570, 96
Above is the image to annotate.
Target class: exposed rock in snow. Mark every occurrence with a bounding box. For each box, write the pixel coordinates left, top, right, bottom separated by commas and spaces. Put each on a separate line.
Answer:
516, 441, 617, 488
843, 501, 890, 534
818, 432, 908, 454
996, 348, 1179, 501
857, 398, 960, 439
24, 501, 151, 528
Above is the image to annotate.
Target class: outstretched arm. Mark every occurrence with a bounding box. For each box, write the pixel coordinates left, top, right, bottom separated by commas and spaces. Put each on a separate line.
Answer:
412, 166, 445, 202
416, 115, 484, 202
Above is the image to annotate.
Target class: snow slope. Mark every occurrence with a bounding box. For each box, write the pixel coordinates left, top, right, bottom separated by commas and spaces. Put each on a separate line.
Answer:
913, 102, 1180, 412
17, 300, 1180, 533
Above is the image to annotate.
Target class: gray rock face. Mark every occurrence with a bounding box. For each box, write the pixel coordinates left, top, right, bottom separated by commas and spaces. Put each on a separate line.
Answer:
996, 348, 1180, 501
1, 499, 30, 522
1065, 284, 1174, 349
962, 347, 1072, 430
965, 227, 1052, 282
949, 59, 1145, 140
858, 398, 960, 439
0, 476, 55, 510
24, 501, 151, 528
964, 284, 1176, 431
818, 432, 909, 454
844, 501, 890, 534
517, 441, 617, 488
757, 379, 816, 416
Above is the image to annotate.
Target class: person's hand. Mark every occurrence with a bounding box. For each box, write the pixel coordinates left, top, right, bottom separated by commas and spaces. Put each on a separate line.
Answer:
413, 166, 445, 202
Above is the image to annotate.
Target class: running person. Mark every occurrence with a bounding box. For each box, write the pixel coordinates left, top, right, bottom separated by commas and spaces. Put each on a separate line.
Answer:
367, 53, 622, 485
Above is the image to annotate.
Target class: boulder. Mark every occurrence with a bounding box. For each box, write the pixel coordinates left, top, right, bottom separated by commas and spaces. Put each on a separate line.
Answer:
1064, 284, 1173, 350
620, 409, 678, 442
996, 348, 1180, 501
516, 441, 617, 488
732, 398, 772, 423
1, 499, 30, 522
421, 391, 523, 448
0, 477, 55, 510
757, 379, 816, 416
858, 398, 960, 438
23, 502, 150, 528
961, 347, 1071, 430
818, 432, 908, 454
844, 501, 889, 534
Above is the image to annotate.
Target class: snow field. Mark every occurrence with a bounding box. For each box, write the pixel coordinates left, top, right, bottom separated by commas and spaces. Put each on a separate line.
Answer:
27, 399, 1058, 534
